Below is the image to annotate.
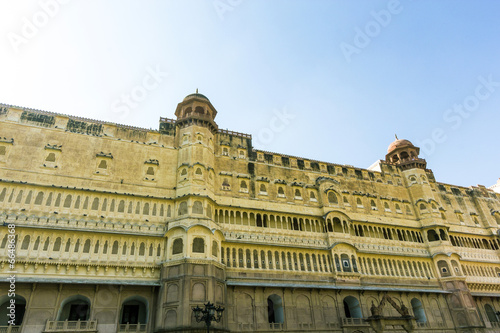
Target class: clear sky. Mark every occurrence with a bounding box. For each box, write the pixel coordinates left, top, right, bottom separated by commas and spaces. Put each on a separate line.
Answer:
1, 0, 499, 188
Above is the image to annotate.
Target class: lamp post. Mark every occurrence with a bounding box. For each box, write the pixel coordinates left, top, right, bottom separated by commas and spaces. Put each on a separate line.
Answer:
192, 301, 224, 333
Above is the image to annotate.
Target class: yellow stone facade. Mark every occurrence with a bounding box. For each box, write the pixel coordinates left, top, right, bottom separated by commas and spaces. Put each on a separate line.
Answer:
1, 94, 500, 333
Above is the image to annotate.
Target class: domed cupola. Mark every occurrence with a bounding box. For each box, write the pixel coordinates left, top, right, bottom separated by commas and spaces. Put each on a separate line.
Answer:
174, 89, 218, 133
385, 135, 427, 170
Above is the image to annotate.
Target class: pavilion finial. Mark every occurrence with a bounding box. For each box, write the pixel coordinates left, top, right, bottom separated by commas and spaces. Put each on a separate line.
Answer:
395, 134, 398, 140
196, 88, 198, 94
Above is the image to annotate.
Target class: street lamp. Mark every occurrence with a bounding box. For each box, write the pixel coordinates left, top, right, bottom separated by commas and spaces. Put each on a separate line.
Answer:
192, 301, 224, 333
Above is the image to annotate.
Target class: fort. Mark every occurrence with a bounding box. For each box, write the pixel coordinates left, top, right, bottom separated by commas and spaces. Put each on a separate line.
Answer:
0, 93, 499, 333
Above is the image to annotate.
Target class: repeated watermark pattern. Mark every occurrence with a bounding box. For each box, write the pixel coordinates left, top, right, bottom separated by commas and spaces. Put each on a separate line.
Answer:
110, 65, 168, 120
254, 107, 296, 148
416, 75, 499, 156
7, 0, 72, 53
213, 0, 244, 21
340, 0, 403, 63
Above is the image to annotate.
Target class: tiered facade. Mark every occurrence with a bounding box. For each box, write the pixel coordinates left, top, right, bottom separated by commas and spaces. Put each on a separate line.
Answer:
1, 94, 500, 333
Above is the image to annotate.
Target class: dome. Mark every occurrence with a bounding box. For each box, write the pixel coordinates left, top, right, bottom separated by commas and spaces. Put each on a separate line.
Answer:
183, 92, 209, 102
387, 139, 414, 154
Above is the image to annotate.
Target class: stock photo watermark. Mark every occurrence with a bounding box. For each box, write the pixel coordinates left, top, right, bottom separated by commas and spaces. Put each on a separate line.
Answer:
340, 0, 403, 63
213, 0, 244, 21
254, 107, 296, 147
7, 0, 71, 53
6, 223, 17, 325
416, 75, 499, 156
111, 65, 168, 120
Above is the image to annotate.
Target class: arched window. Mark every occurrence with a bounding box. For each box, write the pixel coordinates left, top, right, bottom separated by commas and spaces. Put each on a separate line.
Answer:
180, 168, 188, 176
437, 260, 451, 277
260, 184, 267, 193
21, 235, 30, 250
340, 254, 351, 272
91, 198, 99, 210
411, 298, 427, 323
83, 240, 91, 253
178, 202, 188, 215
63, 195, 72, 208
310, 191, 316, 201
268, 294, 284, 324
53, 237, 62, 252
212, 241, 218, 257
343, 296, 362, 318
328, 192, 338, 204
193, 238, 205, 253
193, 201, 203, 214
118, 200, 125, 213
333, 218, 342, 233
195, 167, 202, 175
294, 189, 301, 198
277, 187, 285, 197
451, 260, 461, 275
120, 297, 148, 325
35, 192, 44, 205
439, 229, 447, 241
146, 166, 155, 175
57, 295, 91, 321
427, 230, 439, 242
172, 238, 183, 255
112, 241, 119, 255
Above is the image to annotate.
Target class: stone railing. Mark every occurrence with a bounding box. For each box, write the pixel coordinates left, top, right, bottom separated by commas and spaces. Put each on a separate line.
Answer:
1, 213, 166, 236
117, 323, 147, 332
44, 320, 97, 332
354, 239, 428, 257
457, 248, 499, 262
342, 318, 368, 326
223, 230, 328, 248
268, 323, 284, 330
491, 322, 500, 328
0, 326, 21, 333
466, 276, 500, 284
236, 323, 254, 331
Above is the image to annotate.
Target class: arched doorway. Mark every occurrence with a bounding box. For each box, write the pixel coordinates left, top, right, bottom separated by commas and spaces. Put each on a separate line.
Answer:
343, 296, 362, 318
57, 295, 91, 321
120, 297, 148, 324
0, 295, 26, 325
411, 298, 427, 323
267, 294, 284, 324
485, 304, 498, 323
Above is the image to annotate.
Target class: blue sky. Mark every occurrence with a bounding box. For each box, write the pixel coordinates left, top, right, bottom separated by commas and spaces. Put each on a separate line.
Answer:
1, 0, 499, 188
